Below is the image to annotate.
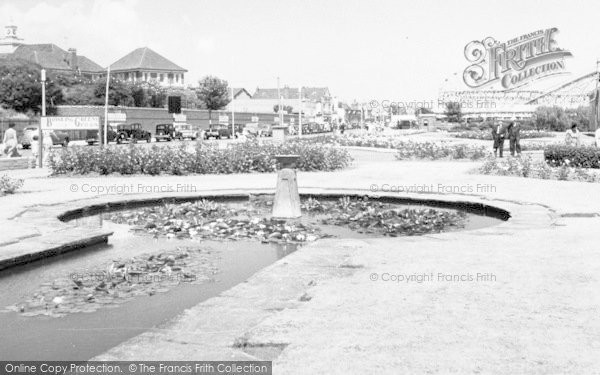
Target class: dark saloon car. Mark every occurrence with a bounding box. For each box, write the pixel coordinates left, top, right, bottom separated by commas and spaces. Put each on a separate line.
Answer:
155, 123, 181, 141
115, 123, 152, 144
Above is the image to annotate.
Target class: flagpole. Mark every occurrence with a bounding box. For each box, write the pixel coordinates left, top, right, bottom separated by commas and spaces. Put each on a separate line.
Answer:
103, 65, 110, 146
594, 59, 600, 130
39, 69, 46, 168
298, 87, 302, 137
231, 86, 235, 137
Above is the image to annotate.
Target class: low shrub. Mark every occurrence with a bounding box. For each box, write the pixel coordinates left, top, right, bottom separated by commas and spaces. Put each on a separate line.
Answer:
544, 144, 600, 169
47, 140, 352, 176
395, 141, 489, 160
310, 133, 407, 149
478, 156, 600, 182
452, 130, 554, 140
0, 174, 24, 194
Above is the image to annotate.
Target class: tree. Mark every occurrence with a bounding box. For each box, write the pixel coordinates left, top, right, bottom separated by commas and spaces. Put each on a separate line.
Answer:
0, 58, 63, 114
273, 104, 293, 114
166, 87, 202, 109
63, 84, 95, 105
444, 101, 462, 123
91, 77, 134, 106
128, 82, 146, 107
535, 105, 592, 131
196, 76, 230, 125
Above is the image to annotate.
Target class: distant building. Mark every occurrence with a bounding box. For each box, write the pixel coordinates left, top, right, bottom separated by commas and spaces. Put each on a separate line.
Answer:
233, 88, 252, 100
231, 86, 333, 117
0, 24, 104, 78
0, 24, 23, 53
109, 47, 187, 87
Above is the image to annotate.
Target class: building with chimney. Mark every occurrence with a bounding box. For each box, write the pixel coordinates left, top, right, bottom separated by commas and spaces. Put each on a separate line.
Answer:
0, 24, 104, 79
109, 47, 187, 87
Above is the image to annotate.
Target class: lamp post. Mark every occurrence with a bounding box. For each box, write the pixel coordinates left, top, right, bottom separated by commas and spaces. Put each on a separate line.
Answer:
298, 87, 302, 137
593, 60, 600, 130
277, 77, 283, 126
231, 86, 235, 138
103, 65, 111, 146
38, 69, 46, 168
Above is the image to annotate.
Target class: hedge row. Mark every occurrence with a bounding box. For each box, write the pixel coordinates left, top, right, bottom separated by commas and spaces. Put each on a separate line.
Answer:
544, 145, 600, 169
48, 140, 352, 175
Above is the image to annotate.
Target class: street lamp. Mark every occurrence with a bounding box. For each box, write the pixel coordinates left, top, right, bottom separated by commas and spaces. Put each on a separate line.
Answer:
298, 87, 302, 137
103, 65, 111, 147
38, 69, 46, 168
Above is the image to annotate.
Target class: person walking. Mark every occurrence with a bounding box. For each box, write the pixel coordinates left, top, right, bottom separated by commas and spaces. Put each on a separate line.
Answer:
2, 122, 20, 157
565, 123, 581, 146
491, 121, 507, 157
508, 121, 521, 156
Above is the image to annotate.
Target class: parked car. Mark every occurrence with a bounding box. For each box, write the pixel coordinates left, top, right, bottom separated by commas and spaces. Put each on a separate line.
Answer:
243, 123, 261, 137
174, 123, 198, 140
20, 127, 70, 148
86, 126, 117, 145
115, 123, 152, 144
204, 124, 231, 139
258, 123, 272, 137
155, 123, 181, 142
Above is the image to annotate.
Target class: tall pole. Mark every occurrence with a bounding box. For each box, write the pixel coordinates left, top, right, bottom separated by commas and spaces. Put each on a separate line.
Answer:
39, 69, 46, 168
231, 86, 235, 137
298, 87, 302, 137
277, 77, 283, 126
594, 59, 600, 130
103, 65, 110, 146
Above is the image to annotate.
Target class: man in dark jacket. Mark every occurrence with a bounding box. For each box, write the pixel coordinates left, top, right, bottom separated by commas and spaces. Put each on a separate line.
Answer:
508, 121, 521, 156
491, 121, 507, 157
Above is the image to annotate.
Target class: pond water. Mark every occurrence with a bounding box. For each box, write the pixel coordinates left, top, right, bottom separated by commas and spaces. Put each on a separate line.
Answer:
0, 196, 505, 360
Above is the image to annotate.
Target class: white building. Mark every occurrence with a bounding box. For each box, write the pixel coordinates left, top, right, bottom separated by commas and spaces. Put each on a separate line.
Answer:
110, 47, 187, 87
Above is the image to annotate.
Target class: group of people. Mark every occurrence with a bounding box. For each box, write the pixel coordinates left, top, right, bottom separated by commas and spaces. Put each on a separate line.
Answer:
491, 120, 521, 158
492, 120, 600, 157
2, 122, 53, 167
564, 123, 600, 147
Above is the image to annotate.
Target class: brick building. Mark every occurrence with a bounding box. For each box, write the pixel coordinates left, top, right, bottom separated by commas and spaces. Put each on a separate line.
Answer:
0, 24, 104, 78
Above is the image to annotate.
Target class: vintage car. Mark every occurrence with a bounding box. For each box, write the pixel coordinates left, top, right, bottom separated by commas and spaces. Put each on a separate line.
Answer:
174, 123, 198, 140
155, 123, 181, 141
85, 126, 117, 145
115, 123, 152, 144
243, 123, 272, 137
204, 124, 232, 139
20, 127, 70, 148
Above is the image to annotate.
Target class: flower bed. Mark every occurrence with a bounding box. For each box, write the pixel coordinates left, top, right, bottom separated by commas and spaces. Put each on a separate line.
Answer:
311, 134, 489, 160
310, 133, 408, 149
47, 140, 352, 175
544, 144, 600, 169
452, 130, 554, 140
395, 141, 488, 160
478, 156, 600, 182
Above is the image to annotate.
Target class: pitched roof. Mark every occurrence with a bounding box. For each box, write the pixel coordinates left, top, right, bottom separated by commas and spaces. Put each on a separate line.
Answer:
7, 44, 103, 73
12, 44, 69, 70
252, 86, 331, 101
302, 87, 331, 101
110, 47, 187, 72
233, 88, 252, 98
77, 55, 104, 73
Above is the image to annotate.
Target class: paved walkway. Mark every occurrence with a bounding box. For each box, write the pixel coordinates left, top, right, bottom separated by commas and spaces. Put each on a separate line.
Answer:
1, 149, 599, 373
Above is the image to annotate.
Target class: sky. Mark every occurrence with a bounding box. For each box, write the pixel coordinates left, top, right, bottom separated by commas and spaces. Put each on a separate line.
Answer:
2, 0, 600, 103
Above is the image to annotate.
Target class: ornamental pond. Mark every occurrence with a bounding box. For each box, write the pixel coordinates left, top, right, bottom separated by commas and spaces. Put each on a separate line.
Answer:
0, 195, 507, 360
